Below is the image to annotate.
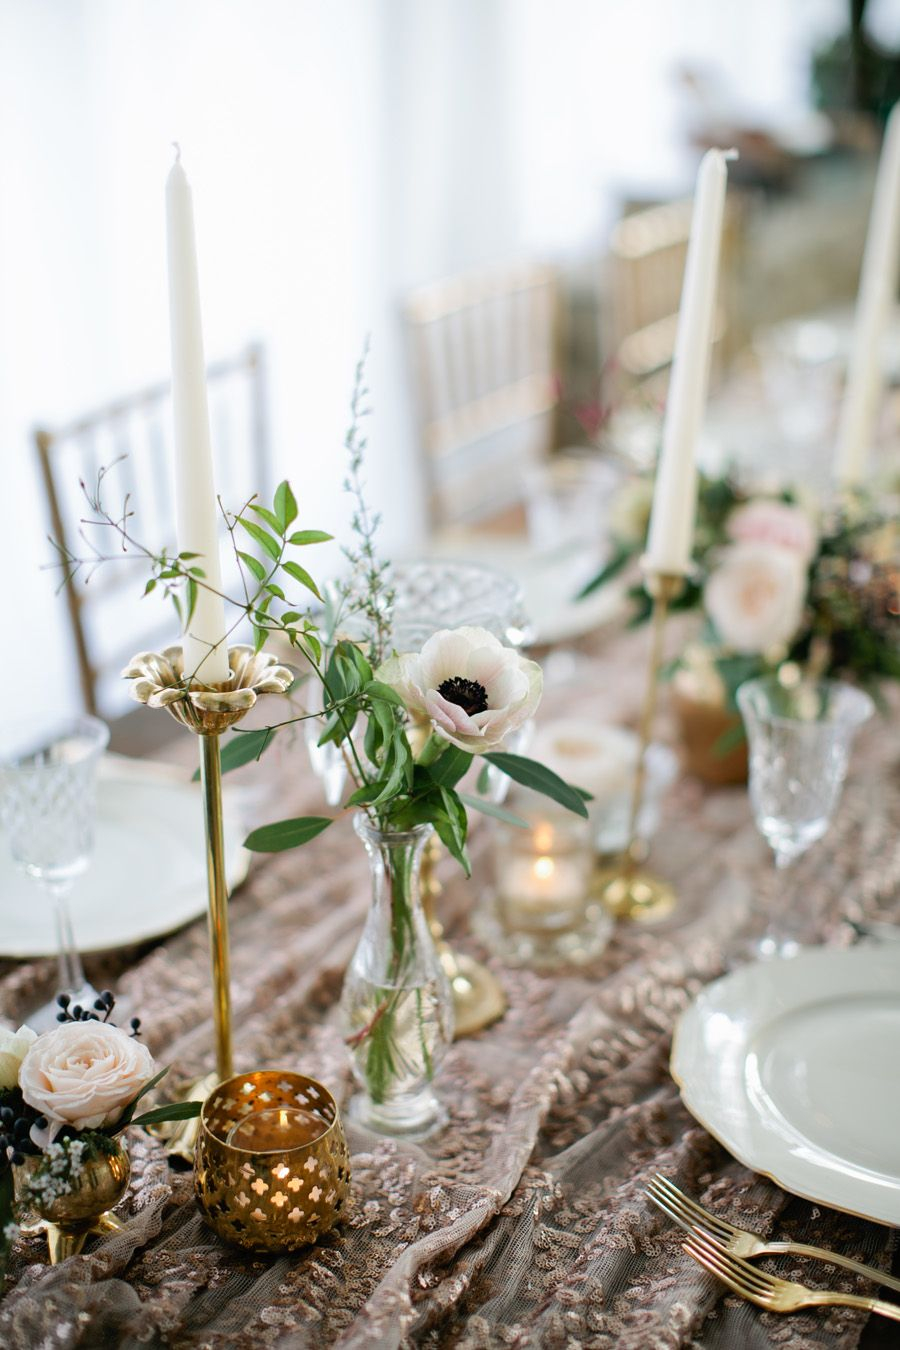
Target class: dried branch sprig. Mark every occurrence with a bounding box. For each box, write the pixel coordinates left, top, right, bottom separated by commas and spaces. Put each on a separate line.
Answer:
337, 339, 396, 667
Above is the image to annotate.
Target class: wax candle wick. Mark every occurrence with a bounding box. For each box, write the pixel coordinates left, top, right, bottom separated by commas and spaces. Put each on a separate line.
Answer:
171, 141, 182, 163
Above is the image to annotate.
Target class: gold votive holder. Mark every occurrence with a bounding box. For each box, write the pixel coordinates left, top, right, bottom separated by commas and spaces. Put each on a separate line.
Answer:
194, 1071, 351, 1253
473, 810, 614, 969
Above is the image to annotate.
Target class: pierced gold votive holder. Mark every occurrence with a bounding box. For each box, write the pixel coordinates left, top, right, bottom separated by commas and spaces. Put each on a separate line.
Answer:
194, 1071, 351, 1253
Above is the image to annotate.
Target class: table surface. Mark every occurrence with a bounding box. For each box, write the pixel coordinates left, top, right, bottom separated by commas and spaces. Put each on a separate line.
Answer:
1, 628, 898, 1350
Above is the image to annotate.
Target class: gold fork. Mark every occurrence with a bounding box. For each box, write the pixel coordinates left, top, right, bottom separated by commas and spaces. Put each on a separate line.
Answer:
647, 1173, 900, 1294
683, 1229, 900, 1322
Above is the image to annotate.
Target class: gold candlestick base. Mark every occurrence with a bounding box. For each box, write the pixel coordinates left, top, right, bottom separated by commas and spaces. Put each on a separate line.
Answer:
593, 864, 676, 924
421, 837, 506, 1037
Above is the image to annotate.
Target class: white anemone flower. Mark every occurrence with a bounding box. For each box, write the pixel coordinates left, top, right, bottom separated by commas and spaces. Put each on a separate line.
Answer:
377, 626, 542, 754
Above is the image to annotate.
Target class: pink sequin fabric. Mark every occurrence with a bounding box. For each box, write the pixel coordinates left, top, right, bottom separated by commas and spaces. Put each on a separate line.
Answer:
1, 635, 898, 1348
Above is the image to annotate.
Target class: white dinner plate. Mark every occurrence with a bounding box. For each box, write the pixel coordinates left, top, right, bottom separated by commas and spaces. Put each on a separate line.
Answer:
0, 755, 249, 957
672, 945, 900, 1226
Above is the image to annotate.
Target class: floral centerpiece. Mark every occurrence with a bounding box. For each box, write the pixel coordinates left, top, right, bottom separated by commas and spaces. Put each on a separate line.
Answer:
0, 994, 200, 1266
55, 358, 590, 1138
580, 471, 899, 771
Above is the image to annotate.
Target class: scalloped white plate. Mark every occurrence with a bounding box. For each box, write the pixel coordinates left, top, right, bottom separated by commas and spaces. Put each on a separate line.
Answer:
672, 946, 900, 1226
0, 755, 248, 956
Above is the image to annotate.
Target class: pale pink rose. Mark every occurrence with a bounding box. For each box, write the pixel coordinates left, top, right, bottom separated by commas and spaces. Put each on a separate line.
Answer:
727, 499, 817, 562
377, 626, 542, 754
704, 543, 807, 655
19, 1021, 154, 1135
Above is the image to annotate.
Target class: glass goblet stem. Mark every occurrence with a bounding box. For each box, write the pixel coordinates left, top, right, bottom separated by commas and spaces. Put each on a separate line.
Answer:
47, 880, 89, 998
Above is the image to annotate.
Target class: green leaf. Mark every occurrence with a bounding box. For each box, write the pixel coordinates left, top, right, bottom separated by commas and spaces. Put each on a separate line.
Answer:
249, 503, 284, 534
143, 578, 157, 596
274, 480, 298, 530
178, 550, 201, 560
238, 550, 268, 584
576, 544, 633, 600
424, 746, 473, 789
711, 721, 746, 758
476, 763, 491, 795
364, 680, 404, 706
302, 631, 322, 664
433, 787, 470, 875
113, 1065, 171, 1129
483, 752, 591, 818
458, 792, 528, 828
266, 581, 286, 601
288, 529, 333, 546
127, 1101, 203, 1130
244, 815, 334, 852
346, 782, 384, 806
185, 577, 198, 627
239, 516, 281, 562
282, 560, 322, 600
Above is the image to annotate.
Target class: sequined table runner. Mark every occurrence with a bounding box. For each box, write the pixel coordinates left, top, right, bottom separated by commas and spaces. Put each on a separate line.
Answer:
1, 635, 898, 1349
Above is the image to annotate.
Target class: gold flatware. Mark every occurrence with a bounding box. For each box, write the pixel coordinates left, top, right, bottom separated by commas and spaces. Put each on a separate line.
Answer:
683, 1229, 900, 1322
647, 1174, 900, 1294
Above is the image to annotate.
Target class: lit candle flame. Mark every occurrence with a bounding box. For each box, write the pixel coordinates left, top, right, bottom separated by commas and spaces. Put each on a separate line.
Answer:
534, 855, 555, 881
533, 823, 555, 853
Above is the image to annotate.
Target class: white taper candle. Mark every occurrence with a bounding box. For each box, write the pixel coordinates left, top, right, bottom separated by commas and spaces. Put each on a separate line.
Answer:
835, 102, 900, 488
165, 146, 230, 684
644, 148, 735, 576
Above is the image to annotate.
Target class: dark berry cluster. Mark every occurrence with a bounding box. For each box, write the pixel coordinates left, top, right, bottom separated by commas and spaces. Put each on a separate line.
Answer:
56, 991, 141, 1038
0, 1105, 43, 1166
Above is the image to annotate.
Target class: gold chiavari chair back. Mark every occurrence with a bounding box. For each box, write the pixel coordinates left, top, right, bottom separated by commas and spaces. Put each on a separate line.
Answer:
35, 343, 269, 719
405, 263, 560, 530
609, 197, 742, 388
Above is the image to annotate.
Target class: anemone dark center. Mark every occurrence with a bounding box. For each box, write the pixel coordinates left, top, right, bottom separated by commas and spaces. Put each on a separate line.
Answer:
437, 676, 489, 716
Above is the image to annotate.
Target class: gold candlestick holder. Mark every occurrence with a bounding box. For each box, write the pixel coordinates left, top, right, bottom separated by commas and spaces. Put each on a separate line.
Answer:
594, 570, 684, 923
122, 644, 293, 1092
420, 836, 506, 1037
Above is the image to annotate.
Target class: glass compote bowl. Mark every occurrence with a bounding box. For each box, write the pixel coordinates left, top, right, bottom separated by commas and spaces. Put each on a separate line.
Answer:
736, 676, 874, 958
0, 715, 109, 1024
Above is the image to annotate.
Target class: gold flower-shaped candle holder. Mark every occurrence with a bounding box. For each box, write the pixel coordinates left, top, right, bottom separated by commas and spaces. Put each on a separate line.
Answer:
123, 644, 293, 1084
194, 1071, 351, 1252
123, 645, 294, 733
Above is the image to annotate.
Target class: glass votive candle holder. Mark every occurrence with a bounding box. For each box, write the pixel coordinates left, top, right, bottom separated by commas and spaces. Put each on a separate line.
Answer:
194, 1071, 351, 1253
474, 810, 613, 968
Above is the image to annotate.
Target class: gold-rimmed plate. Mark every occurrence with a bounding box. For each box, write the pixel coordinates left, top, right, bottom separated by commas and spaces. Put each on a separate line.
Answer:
672, 945, 900, 1226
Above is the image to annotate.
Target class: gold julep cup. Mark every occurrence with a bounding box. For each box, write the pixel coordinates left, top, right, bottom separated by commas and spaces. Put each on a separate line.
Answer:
16, 1139, 131, 1263
194, 1071, 351, 1252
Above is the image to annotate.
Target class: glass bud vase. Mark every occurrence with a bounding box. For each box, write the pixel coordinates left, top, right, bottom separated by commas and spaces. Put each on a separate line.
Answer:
341, 816, 454, 1139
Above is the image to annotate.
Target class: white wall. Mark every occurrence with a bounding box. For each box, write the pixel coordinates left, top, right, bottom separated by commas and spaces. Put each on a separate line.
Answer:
0, 0, 868, 721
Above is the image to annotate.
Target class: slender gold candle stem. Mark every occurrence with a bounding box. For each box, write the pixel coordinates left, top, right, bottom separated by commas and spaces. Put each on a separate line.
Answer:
595, 571, 683, 922
199, 732, 233, 1081
621, 583, 673, 872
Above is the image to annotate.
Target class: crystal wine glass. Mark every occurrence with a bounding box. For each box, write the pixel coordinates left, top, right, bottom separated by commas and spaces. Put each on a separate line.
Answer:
736, 676, 874, 958
0, 715, 109, 1019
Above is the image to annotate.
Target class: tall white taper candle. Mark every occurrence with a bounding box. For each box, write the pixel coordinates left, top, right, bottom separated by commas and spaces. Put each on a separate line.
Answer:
165, 146, 230, 684
644, 148, 736, 576
835, 102, 900, 488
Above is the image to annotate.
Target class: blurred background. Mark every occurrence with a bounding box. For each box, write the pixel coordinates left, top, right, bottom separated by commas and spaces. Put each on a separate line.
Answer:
2, 0, 899, 723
